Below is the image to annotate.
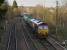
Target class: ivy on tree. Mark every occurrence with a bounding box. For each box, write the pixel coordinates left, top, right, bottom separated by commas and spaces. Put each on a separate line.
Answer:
12, 0, 18, 9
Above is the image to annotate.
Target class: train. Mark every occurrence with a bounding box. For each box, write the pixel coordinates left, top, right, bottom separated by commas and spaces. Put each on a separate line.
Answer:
22, 13, 49, 38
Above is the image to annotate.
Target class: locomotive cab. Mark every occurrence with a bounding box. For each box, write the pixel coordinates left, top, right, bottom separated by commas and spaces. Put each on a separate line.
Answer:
38, 23, 48, 37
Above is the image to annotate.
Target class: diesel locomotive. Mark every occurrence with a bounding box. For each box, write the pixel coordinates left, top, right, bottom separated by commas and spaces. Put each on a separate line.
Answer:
23, 13, 49, 38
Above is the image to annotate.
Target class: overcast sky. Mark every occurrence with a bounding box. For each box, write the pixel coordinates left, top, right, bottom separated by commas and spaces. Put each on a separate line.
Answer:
7, 0, 62, 7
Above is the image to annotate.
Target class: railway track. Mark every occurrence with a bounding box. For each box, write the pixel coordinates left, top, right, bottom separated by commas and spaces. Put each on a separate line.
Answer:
38, 39, 56, 50
7, 23, 16, 50
46, 36, 67, 50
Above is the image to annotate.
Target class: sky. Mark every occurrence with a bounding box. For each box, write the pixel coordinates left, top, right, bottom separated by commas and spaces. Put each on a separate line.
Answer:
7, 0, 62, 7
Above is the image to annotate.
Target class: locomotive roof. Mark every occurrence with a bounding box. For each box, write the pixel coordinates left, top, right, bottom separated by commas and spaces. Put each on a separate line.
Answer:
30, 19, 43, 25
39, 23, 48, 26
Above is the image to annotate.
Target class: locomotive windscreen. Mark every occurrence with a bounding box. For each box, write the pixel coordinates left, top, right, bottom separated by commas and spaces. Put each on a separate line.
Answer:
38, 23, 48, 29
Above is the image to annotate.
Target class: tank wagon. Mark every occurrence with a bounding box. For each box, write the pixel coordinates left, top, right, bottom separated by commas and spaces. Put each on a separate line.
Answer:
23, 13, 48, 38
